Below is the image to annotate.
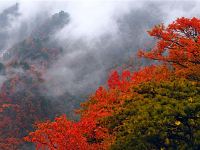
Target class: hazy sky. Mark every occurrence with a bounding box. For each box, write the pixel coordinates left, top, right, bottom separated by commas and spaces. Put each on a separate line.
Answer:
1, 0, 199, 38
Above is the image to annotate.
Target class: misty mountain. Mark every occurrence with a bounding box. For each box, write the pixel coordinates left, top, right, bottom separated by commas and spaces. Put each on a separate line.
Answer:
0, 1, 198, 117
31, 10, 69, 41
3, 10, 69, 62
0, 3, 20, 28
0, 3, 20, 50
0, 1, 199, 149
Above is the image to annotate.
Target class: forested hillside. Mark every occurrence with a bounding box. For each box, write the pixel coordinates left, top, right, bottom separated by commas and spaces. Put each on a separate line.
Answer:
25, 17, 200, 150
0, 1, 200, 150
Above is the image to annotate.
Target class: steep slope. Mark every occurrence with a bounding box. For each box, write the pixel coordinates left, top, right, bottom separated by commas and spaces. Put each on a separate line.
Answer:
0, 9, 73, 150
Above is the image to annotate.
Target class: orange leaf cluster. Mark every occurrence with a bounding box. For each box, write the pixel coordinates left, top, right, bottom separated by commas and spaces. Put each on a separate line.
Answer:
25, 64, 171, 150
24, 115, 112, 150
25, 17, 200, 150
138, 17, 200, 80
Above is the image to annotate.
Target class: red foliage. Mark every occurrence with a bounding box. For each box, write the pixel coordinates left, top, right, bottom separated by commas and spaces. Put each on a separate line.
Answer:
138, 17, 200, 80
25, 17, 200, 150
0, 92, 22, 150
0, 70, 48, 149
108, 65, 171, 90
25, 115, 89, 150
24, 115, 111, 150
25, 65, 171, 150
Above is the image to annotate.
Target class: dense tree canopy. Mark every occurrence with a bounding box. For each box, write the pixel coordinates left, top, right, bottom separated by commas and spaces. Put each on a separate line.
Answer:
25, 17, 200, 150
104, 79, 200, 150
138, 17, 200, 81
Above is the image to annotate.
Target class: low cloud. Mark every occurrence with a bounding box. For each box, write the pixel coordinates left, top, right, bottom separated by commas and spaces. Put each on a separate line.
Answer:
0, 0, 199, 97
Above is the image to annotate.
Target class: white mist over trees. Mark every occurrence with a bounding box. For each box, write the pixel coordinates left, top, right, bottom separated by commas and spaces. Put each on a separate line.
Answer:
0, 0, 199, 96
0, 1, 200, 149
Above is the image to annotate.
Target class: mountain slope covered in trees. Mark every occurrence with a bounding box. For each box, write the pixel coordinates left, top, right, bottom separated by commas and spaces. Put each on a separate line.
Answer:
0, 6, 78, 149
24, 17, 200, 150
0, 2, 200, 150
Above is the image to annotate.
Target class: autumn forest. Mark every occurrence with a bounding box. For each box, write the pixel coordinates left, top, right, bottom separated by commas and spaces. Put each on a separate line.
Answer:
0, 1, 200, 150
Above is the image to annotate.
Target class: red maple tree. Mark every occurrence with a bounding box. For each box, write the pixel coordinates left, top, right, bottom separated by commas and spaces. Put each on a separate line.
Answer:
138, 17, 200, 80
25, 17, 200, 150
